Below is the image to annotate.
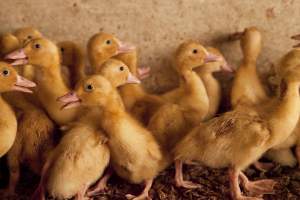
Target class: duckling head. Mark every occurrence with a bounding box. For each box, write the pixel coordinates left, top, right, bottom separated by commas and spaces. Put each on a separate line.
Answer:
0, 61, 36, 93
5, 38, 60, 69
279, 49, 300, 82
96, 58, 140, 87
14, 27, 43, 46
87, 32, 135, 71
240, 27, 262, 62
175, 41, 221, 73
58, 75, 119, 109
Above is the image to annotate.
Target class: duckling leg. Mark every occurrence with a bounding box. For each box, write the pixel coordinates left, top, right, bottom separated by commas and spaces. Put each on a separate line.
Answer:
32, 154, 53, 200
229, 168, 263, 200
87, 169, 113, 196
174, 160, 201, 189
137, 67, 151, 80
31, 182, 46, 200
253, 161, 274, 172
125, 179, 153, 200
239, 171, 276, 197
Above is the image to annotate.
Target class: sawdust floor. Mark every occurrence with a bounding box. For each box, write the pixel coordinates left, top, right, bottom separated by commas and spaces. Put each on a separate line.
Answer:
0, 161, 300, 200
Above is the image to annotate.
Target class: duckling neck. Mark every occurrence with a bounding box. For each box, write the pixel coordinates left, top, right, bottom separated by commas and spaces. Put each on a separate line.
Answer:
179, 69, 209, 122
99, 95, 126, 132
268, 81, 300, 146
36, 64, 70, 96
243, 56, 257, 66
199, 72, 221, 119
35, 63, 78, 125
231, 60, 267, 107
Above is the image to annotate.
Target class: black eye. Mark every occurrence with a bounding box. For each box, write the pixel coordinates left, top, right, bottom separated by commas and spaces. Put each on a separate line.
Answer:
2, 69, 10, 76
27, 35, 32, 39
85, 84, 94, 92
106, 40, 111, 45
35, 44, 41, 49
119, 66, 124, 71
192, 49, 198, 54
61, 47, 65, 52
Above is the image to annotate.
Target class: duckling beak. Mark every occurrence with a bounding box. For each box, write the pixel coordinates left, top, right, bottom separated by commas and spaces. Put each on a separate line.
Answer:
12, 75, 36, 93
5, 49, 28, 65
126, 72, 141, 84
116, 40, 136, 54
221, 61, 235, 73
57, 92, 82, 110
204, 53, 223, 64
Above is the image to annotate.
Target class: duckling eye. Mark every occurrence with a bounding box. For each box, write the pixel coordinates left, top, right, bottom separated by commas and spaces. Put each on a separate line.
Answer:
106, 40, 111, 45
192, 49, 198, 54
34, 44, 41, 49
85, 84, 94, 92
119, 66, 124, 71
2, 69, 10, 76
27, 35, 32, 39
61, 47, 65, 53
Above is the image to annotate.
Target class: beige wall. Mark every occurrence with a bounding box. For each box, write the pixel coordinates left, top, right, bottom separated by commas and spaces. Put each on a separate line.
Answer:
1, 0, 300, 92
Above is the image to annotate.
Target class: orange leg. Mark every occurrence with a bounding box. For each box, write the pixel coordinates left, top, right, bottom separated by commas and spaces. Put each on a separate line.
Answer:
239, 172, 276, 197
87, 169, 112, 197
174, 160, 201, 189
229, 167, 263, 200
125, 179, 153, 200
32, 155, 53, 200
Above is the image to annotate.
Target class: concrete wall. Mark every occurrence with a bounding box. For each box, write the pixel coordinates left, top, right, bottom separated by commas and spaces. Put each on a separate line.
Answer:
1, 0, 299, 92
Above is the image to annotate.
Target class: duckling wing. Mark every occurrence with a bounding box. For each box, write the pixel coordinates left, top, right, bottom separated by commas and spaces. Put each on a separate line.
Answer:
202, 110, 271, 147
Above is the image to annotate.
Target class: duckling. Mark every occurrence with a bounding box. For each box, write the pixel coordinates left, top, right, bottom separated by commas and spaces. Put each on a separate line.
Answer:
264, 49, 300, 167
5, 38, 81, 125
173, 49, 300, 199
57, 41, 86, 88
230, 27, 269, 108
0, 61, 36, 157
147, 41, 220, 155
31, 108, 109, 200
162, 46, 233, 119
59, 75, 165, 200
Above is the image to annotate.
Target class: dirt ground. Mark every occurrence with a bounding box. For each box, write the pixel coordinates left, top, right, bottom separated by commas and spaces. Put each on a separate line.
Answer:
1, 161, 300, 200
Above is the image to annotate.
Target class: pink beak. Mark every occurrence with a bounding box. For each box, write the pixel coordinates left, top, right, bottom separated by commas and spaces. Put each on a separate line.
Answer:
5, 48, 28, 65
204, 53, 223, 63
137, 67, 151, 80
116, 40, 136, 54
57, 92, 82, 110
12, 75, 36, 93
221, 61, 235, 73
126, 72, 141, 84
